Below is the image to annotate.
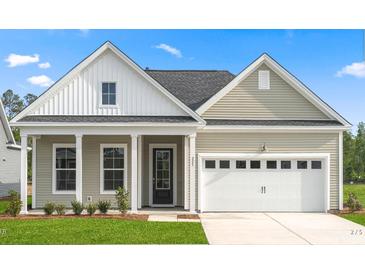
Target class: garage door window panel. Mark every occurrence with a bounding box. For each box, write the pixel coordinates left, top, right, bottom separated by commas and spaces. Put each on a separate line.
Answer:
205, 160, 216, 169
281, 160, 291, 169
219, 160, 230, 169
236, 160, 246, 169
297, 161, 308, 169
250, 160, 261, 169
266, 160, 277, 169
311, 160, 322, 169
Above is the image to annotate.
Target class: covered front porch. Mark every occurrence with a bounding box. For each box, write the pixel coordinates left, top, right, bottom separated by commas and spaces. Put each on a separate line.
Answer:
18, 125, 198, 214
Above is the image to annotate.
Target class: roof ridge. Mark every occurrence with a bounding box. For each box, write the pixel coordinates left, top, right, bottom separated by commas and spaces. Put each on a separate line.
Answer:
145, 69, 232, 72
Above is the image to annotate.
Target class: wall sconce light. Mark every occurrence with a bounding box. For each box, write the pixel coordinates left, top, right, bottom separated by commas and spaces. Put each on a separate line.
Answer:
261, 143, 268, 152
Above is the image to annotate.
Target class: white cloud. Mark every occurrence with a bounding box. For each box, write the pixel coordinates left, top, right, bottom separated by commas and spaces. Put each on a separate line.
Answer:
5, 53, 39, 67
336, 61, 365, 78
38, 62, 51, 69
155, 43, 182, 58
27, 75, 54, 87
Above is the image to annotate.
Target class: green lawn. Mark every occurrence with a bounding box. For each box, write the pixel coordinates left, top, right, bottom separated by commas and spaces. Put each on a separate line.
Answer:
0, 218, 208, 244
0, 196, 32, 214
340, 214, 365, 226
343, 184, 365, 206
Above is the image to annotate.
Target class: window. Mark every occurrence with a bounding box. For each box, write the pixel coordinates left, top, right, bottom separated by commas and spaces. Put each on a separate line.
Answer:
53, 145, 76, 192
100, 144, 127, 193
236, 160, 246, 169
205, 160, 216, 169
250, 160, 261, 169
266, 160, 277, 169
219, 160, 230, 169
101, 82, 116, 105
258, 70, 270, 90
297, 161, 307, 169
311, 161, 322, 169
281, 160, 291, 169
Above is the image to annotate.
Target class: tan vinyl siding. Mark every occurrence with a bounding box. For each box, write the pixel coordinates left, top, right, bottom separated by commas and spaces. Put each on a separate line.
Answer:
36, 135, 131, 208
202, 64, 329, 120
36, 135, 185, 208
196, 132, 339, 210
142, 136, 185, 207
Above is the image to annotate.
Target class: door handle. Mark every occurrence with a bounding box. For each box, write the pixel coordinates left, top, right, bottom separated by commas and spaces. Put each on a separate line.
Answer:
264, 186, 266, 194
261, 186, 263, 194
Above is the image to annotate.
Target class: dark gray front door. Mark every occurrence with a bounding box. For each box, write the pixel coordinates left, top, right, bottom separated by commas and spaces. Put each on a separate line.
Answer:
153, 148, 173, 205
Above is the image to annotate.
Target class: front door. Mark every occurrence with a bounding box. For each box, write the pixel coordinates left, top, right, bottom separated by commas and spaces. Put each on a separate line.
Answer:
153, 148, 173, 205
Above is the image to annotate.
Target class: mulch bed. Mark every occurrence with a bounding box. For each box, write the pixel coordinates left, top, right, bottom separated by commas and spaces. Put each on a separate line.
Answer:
177, 214, 200, 220
0, 214, 149, 221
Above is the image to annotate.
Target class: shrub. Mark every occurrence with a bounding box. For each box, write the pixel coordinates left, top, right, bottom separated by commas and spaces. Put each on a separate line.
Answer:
86, 203, 97, 216
55, 204, 66, 215
97, 200, 111, 214
347, 192, 362, 212
44, 202, 56, 215
71, 200, 84, 215
5, 190, 22, 217
115, 186, 129, 214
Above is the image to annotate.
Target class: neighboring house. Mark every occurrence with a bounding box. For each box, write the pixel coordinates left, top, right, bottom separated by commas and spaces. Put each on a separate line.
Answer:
0, 99, 21, 197
10, 41, 351, 214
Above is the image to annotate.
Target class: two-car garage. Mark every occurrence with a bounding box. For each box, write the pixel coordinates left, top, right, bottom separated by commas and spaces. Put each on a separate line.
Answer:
199, 153, 329, 212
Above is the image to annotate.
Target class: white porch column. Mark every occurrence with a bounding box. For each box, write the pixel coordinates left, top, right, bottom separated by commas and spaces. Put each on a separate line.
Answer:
137, 135, 142, 209
20, 134, 28, 214
184, 136, 189, 210
131, 134, 138, 212
31, 136, 40, 209
189, 134, 196, 213
75, 134, 83, 203
339, 131, 343, 210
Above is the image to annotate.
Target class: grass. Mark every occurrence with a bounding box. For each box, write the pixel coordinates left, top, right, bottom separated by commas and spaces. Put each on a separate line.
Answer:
0, 196, 32, 214
343, 184, 365, 206
340, 214, 365, 226
0, 218, 208, 244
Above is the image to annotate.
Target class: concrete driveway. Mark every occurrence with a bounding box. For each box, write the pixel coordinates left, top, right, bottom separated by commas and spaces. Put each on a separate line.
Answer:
200, 213, 365, 245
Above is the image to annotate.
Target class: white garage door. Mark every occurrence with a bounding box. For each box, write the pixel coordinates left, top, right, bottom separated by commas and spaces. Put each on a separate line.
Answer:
200, 154, 328, 212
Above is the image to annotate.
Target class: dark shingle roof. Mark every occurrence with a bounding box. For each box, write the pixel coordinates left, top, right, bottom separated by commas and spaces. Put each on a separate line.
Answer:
205, 119, 343, 126
18, 115, 196, 123
145, 70, 235, 110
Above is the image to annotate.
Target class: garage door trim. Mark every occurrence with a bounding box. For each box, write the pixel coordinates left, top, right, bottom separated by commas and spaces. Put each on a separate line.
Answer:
198, 152, 330, 212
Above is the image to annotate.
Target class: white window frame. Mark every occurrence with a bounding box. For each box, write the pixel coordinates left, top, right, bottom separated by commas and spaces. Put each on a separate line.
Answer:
100, 144, 128, 195
99, 82, 119, 108
52, 143, 76, 195
258, 70, 270, 90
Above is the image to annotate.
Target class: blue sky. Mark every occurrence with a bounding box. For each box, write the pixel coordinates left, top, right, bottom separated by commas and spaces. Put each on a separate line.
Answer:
0, 29, 364, 127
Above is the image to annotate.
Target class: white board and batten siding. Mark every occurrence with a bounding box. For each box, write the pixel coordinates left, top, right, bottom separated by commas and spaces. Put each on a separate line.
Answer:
30, 49, 187, 117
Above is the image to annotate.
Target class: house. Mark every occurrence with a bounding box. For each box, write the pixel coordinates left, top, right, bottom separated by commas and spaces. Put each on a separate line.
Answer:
10, 41, 351, 214
0, 99, 21, 197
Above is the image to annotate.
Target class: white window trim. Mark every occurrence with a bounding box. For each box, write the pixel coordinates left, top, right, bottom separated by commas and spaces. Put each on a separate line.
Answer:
99, 82, 119, 109
99, 143, 128, 195
258, 70, 270, 90
52, 143, 76, 195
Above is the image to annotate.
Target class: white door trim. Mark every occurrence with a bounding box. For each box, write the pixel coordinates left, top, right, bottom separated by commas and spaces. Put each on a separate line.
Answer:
149, 143, 177, 207
198, 152, 330, 213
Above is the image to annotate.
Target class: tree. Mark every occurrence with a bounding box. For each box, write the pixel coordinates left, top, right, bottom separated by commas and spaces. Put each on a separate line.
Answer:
343, 130, 355, 182
354, 122, 365, 181
24, 93, 38, 106
1, 89, 24, 119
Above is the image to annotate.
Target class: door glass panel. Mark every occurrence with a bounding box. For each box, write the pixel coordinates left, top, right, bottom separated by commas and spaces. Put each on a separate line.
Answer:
297, 161, 307, 169
236, 160, 246, 169
250, 160, 261, 169
205, 160, 216, 169
311, 160, 322, 169
219, 160, 230, 169
155, 150, 170, 190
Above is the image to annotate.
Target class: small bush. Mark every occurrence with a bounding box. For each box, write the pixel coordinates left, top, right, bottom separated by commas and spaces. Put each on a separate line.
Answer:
115, 186, 129, 214
55, 204, 66, 215
347, 193, 362, 212
86, 203, 97, 216
71, 200, 84, 215
44, 202, 56, 215
97, 200, 111, 214
5, 190, 22, 217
